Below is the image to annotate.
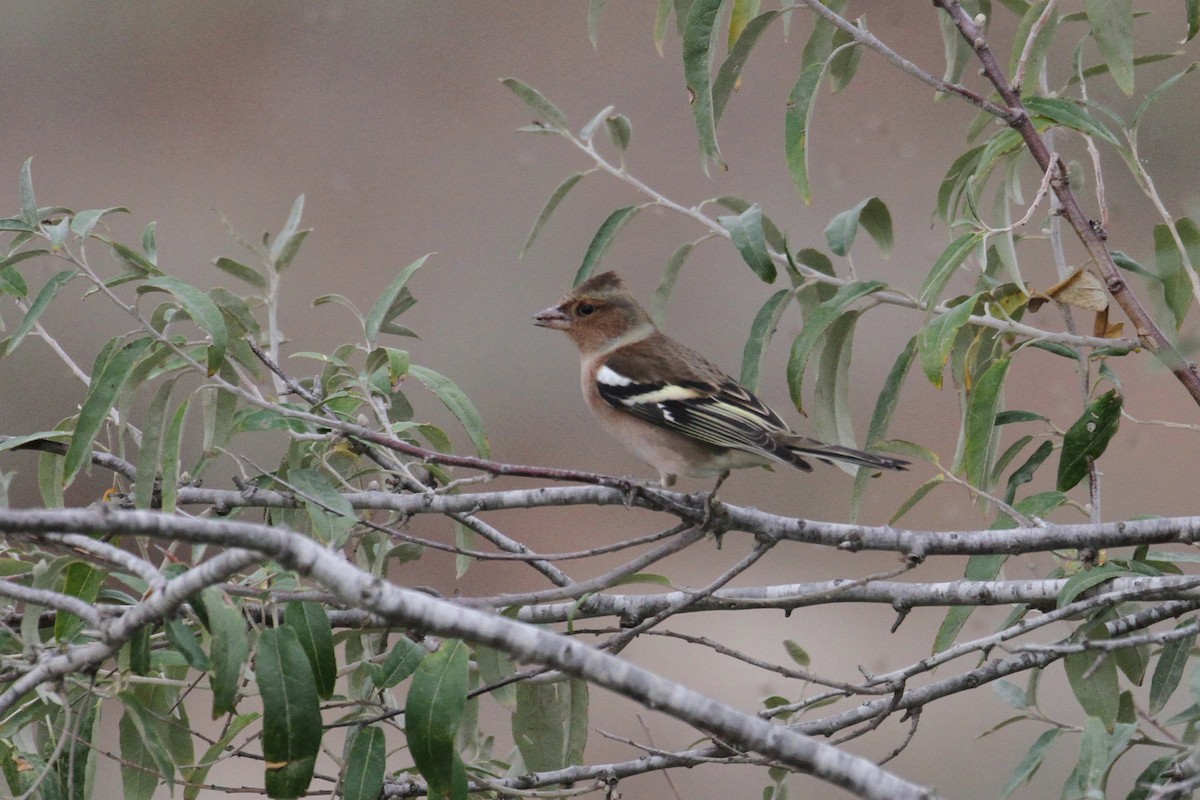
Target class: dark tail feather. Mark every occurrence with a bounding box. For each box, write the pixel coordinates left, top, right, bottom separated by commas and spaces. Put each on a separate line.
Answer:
778, 434, 908, 472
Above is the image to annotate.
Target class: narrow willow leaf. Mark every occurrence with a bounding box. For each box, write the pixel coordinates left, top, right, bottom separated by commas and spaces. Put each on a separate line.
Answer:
783, 639, 811, 667
728, 0, 761, 47
202, 587, 250, 717
1189, 0, 1200, 41
342, 726, 386, 800
1132, 63, 1200, 134
813, 311, 859, 475
1149, 621, 1198, 713
288, 468, 357, 547
1056, 389, 1122, 492
712, 196, 787, 252
520, 172, 585, 260
936, 145, 984, 222
55, 561, 104, 643
919, 232, 983, 307
18, 157, 36, 227
365, 254, 429, 348
0, 250, 44, 296
514, 680, 574, 773
500, 78, 569, 132
917, 292, 982, 388
1004, 439, 1054, 504
850, 336, 915, 520
1000, 728, 1061, 798
213, 257, 267, 290
70, 206, 130, 239
455, 520, 474, 578
1009, 2, 1059, 90
713, 9, 781, 124
1085, 0, 1134, 94
166, 617, 210, 671
785, 62, 825, 205
63, 337, 155, 487
258, 627, 322, 799
828, 19, 864, 93
825, 197, 893, 258
134, 378, 177, 509
185, 714, 259, 800
961, 356, 1011, 488
285, 601, 337, 700
587, 0, 605, 47
719, 203, 776, 282
371, 636, 425, 689
682, 0, 726, 172
1153, 220, 1200, 329
140, 276, 228, 374
574, 205, 639, 285
1064, 621, 1120, 728
579, 105, 614, 144
739, 289, 792, 391
406, 640, 469, 800
1, 269, 76, 357
654, 0, 673, 55
786, 281, 885, 414
269, 194, 305, 264
1023, 96, 1119, 145
800, 0, 848, 69
1057, 563, 1133, 607
604, 114, 632, 153
408, 364, 490, 458
651, 241, 695, 326
565, 678, 589, 767
890, 475, 944, 525
119, 709, 164, 800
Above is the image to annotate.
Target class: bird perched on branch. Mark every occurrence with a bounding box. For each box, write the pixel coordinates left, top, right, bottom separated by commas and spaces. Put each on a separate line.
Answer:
533, 271, 908, 488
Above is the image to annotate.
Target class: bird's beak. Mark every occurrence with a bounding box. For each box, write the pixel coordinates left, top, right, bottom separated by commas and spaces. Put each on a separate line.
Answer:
533, 306, 570, 330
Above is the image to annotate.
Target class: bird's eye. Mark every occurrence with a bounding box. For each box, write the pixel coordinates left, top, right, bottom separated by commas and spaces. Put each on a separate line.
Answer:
577, 302, 596, 316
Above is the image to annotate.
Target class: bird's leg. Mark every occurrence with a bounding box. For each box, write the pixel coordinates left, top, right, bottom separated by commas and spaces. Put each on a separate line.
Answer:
699, 471, 730, 547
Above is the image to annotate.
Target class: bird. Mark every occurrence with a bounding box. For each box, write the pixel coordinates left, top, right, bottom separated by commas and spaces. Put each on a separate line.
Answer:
533, 271, 908, 488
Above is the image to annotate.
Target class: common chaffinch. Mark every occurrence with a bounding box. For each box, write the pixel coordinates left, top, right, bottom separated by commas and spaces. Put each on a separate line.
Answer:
533, 271, 907, 487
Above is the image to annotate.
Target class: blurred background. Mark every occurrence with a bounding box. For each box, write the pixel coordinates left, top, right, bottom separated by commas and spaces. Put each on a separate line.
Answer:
2, 2, 1199, 797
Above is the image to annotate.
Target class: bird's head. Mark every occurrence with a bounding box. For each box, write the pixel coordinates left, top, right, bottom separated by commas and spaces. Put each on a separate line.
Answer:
534, 271, 655, 354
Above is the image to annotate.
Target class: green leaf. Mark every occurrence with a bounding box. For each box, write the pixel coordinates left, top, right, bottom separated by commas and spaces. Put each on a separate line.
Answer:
134, 378, 176, 510
587, 0, 604, 47
652, 241, 696, 327
783, 639, 811, 667
786, 280, 885, 414
213, 257, 267, 290
961, 356, 1011, 488
18, 157, 36, 227
1, 269, 76, 358
917, 292, 982, 388
513, 678, 587, 773
574, 205, 639, 286
365, 254, 429, 348
1189, 0, 1200, 41
813, 311, 859, 474
824, 197, 892, 257
1153, 219, 1200, 330
160, 398, 187, 509
1023, 96, 1120, 146
70, 206, 130, 239
141, 276, 228, 375
284, 601, 337, 700
719, 203, 776, 282
202, 587, 250, 717
406, 640, 469, 800
1149, 621, 1198, 713
288, 467, 357, 547
919, 232, 984, 307
1064, 620, 1120, 728
342, 726, 386, 800
1056, 389, 1122, 492
740, 289, 792, 391
1077, 716, 1109, 795
828, 18, 864, 93
119, 705, 169, 800
1086, 0, 1134, 94
257, 627, 322, 799
713, 10, 781, 124
654, 0, 673, 55
800, 0, 848, 69
408, 364, 489, 458
522, 172, 586, 258
185, 713, 259, 800
936, 145, 984, 222
604, 113, 632, 153
166, 617, 210, 670
1008, 2, 1060, 91
682, 0, 725, 172
785, 62, 825, 205
371, 636, 425, 689
851, 336, 915, 520
56, 561, 105, 643
63, 337, 155, 488
501, 78, 569, 132
1057, 563, 1133, 607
